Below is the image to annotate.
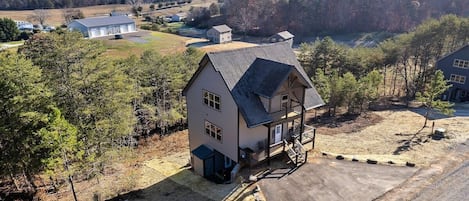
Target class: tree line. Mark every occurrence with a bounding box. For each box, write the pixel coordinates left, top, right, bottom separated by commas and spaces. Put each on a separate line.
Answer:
0, 0, 187, 10
220, 0, 469, 36
300, 15, 467, 118
1, 31, 203, 199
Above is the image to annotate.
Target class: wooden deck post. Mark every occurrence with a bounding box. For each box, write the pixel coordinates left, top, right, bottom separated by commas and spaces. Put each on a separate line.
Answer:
312, 128, 316, 149
300, 107, 305, 143
305, 151, 308, 163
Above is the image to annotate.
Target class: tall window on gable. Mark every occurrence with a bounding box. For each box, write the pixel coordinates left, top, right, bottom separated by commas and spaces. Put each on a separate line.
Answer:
281, 94, 289, 109
203, 90, 220, 110
450, 74, 466, 84
453, 59, 469, 69
205, 121, 222, 142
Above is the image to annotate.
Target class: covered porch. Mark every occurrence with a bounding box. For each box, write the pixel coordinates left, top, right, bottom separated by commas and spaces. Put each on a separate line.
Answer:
239, 122, 316, 167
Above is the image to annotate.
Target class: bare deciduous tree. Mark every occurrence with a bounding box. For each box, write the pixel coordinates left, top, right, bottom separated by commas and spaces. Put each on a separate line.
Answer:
62, 8, 84, 24
29, 9, 51, 26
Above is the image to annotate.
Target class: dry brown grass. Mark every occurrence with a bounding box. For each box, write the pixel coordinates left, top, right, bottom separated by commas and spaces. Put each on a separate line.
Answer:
40, 131, 189, 201
137, 130, 190, 161
315, 109, 469, 166
0, 0, 216, 26
199, 41, 259, 52
0, 5, 132, 26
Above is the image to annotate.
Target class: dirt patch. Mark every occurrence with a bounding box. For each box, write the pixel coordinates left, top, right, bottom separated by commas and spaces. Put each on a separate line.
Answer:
307, 111, 384, 135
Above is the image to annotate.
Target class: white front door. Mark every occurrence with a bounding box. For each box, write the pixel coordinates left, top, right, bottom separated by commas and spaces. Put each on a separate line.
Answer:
274, 124, 282, 143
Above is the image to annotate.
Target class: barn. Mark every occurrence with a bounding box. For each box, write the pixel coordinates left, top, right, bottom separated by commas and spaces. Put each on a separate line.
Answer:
68, 15, 136, 39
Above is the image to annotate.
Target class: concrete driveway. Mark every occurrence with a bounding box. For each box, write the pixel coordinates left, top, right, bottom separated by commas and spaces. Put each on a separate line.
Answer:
258, 158, 417, 201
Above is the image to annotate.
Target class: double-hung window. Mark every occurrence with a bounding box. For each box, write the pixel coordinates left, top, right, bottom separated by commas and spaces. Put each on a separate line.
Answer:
205, 121, 222, 142
203, 90, 221, 110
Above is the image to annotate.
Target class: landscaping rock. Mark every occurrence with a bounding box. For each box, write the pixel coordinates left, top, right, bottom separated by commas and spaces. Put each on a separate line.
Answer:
367, 159, 378, 164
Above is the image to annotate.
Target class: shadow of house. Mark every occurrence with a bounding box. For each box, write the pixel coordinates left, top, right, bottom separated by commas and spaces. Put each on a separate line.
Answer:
106, 167, 237, 201
106, 174, 209, 201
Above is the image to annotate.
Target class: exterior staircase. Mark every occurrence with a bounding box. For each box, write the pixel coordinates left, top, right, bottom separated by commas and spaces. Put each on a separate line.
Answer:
284, 139, 307, 166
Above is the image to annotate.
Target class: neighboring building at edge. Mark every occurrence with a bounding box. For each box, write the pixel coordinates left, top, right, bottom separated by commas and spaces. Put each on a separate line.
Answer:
68, 15, 136, 38
269, 31, 294, 47
436, 44, 469, 102
206, 24, 232, 44
182, 41, 324, 183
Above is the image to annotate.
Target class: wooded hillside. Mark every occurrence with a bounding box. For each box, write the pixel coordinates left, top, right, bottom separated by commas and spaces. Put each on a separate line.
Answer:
222, 0, 469, 36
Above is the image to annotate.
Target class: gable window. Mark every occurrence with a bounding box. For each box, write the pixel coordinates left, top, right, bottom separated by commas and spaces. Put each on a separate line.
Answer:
205, 121, 222, 142
281, 94, 289, 109
203, 90, 221, 110
453, 59, 469, 69
450, 74, 466, 84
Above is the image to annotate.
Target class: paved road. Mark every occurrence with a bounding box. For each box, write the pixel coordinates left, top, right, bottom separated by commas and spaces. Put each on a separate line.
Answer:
258, 159, 417, 201
377, 139, 469, 201
412, 140, 469, 201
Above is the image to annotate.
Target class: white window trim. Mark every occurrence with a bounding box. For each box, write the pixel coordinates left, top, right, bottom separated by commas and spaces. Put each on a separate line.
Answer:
204, 120, 222, 142
203, 90, 221, 111
450, 74, 466, 84
281, 94, 289, 109
453, 59, 469, 69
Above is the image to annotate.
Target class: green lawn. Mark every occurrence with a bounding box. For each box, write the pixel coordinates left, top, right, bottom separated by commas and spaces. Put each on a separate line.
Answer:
1, 40, 25, 46
102, 31, 189, 58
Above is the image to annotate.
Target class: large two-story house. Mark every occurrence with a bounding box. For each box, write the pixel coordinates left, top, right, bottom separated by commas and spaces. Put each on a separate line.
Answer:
182, 42, 324, 183
436, 44, 469, 102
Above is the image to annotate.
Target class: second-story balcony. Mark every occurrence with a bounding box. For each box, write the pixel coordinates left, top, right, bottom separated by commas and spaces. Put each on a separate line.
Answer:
270, 104, 303, 123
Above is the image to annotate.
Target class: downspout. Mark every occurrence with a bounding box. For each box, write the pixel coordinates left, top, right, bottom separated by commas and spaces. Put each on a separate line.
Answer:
267, 124, 271, 166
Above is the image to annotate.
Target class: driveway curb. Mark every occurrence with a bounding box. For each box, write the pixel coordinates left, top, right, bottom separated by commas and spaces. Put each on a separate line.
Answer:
321, 151, 416, 167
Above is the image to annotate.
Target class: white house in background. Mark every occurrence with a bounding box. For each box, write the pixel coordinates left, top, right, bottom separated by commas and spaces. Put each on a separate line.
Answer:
206, 24, 232, 44
68, 15, 136, 38
182, 42, 324, 183
15, 20, 33, 31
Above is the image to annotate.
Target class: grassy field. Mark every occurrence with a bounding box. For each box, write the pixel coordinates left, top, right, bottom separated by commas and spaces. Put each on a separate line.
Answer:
0, 4, 132, 26
0, 0, 216, 26
101, 30, 191, 58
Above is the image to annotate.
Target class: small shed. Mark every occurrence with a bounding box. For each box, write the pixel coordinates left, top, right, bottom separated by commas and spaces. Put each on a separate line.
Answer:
269, 31, 294, 47
68, 15, 136, 39
207, 24, 232, 44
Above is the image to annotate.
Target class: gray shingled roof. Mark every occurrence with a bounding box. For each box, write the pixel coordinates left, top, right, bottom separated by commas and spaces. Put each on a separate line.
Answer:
183, 41, 324, 128
211, 24, 232, 33
275, 31, 294, 40
72, 15, 134, 28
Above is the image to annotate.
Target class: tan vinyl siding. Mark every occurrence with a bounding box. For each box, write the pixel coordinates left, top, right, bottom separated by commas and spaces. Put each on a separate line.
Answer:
239, 113, 268, 152
186, 62, 239, 162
